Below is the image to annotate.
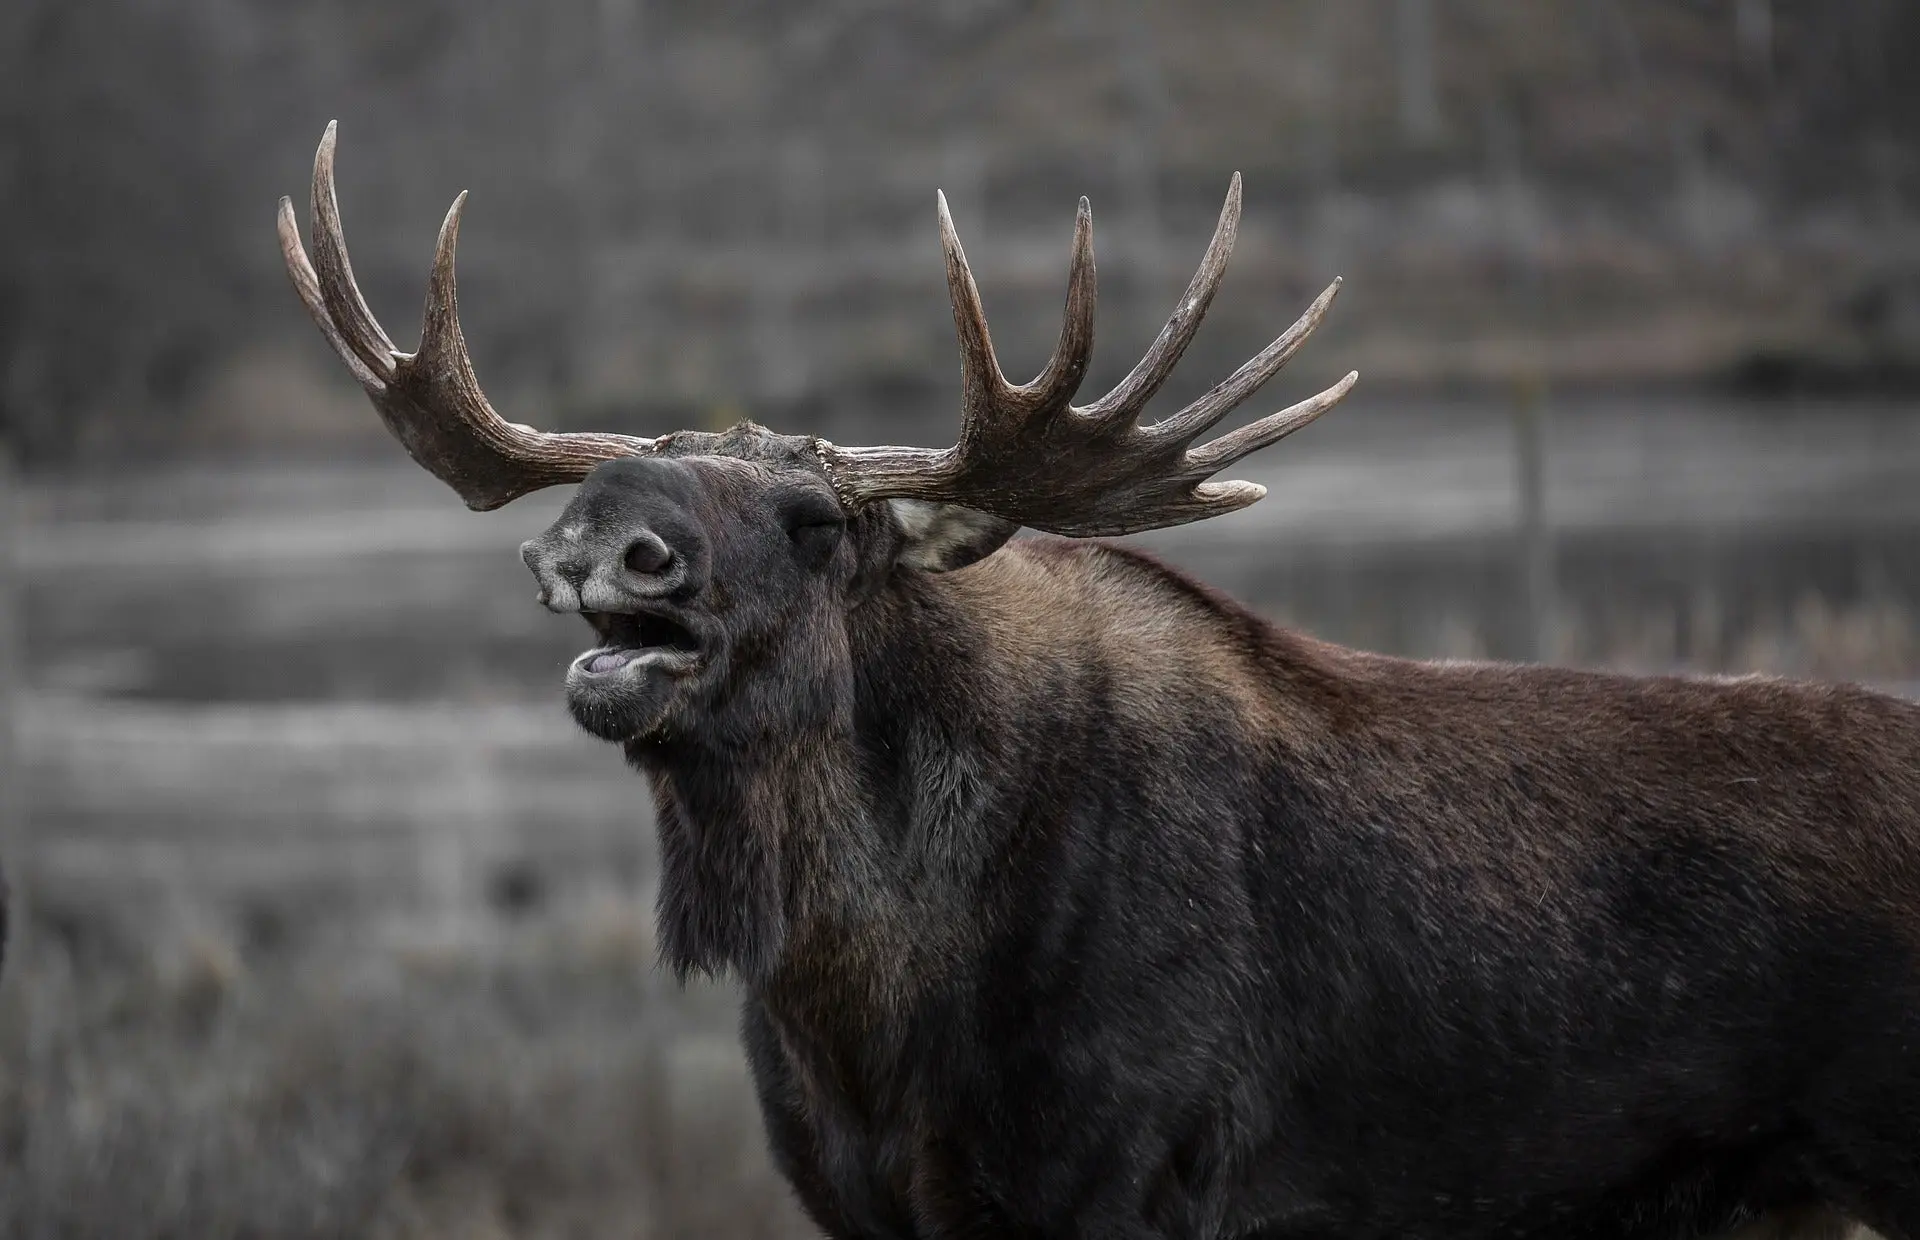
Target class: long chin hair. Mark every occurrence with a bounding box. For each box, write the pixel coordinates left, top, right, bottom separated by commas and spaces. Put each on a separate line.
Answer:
648, 764, 790, 982
632, 615, 860, 984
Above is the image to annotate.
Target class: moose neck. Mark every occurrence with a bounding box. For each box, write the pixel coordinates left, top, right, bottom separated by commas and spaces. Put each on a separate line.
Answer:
630, 565, 1022, 1017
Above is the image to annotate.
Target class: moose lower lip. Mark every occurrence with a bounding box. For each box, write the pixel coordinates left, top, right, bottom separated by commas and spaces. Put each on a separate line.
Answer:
571, 644, 700, 678
588, 649, 639, 674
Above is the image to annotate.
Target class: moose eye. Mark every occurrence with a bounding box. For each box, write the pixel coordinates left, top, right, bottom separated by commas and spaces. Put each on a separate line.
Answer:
782, 493, 846, 559
781, 493, 843, 533
788, 513, 844, 541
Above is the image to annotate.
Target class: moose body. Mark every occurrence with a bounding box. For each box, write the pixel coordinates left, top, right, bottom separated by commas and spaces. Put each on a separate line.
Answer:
629, 509, 1920, 1240
280, 124, 1920, 1239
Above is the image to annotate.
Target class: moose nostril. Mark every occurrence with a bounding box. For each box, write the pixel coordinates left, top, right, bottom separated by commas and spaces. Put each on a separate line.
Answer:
623, 533, 673, 576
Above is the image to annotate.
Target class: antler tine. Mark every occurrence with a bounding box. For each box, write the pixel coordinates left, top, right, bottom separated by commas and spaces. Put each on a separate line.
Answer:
1150, 276, 1343, 447
1187, 369, 1359, 475
412, 188, 525, 461
1019, 196, 1096, 413
1080, 172, 1241, 427
278, 196, 384, 392
309, 121, 398, 380
938, 190, 1011, 417
416, 190, 471, 369
280, 123, 660, 510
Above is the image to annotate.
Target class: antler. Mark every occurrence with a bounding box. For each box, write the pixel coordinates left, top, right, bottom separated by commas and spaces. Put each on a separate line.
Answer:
278, 122, 659, 510
816, 175, 1357, 537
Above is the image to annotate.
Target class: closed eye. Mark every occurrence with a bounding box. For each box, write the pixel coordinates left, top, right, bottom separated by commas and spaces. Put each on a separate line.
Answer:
782, 493, 846, 541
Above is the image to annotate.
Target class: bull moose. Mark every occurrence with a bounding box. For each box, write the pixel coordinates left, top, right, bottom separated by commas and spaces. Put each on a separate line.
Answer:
279, 123, 1918, 1240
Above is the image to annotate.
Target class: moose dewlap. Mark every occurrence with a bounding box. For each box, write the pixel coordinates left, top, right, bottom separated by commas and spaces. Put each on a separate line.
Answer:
281, 123, 1919, 1240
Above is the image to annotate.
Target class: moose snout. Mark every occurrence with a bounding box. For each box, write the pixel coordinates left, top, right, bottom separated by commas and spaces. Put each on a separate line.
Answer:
522, 519, 692, 614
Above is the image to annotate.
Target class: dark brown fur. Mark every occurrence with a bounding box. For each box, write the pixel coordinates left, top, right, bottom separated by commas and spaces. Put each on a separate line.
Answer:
519, 441, 1920, 1240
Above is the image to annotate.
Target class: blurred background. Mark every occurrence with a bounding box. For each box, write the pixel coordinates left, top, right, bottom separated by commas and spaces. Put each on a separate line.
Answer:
3, 0, 1919, 1234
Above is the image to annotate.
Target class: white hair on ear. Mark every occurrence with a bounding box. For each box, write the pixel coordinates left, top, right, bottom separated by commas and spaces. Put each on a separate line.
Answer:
889, 500, 1018, 573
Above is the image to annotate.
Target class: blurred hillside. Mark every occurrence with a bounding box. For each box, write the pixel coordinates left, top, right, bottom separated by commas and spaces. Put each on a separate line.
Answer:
5, 0, 1920, 465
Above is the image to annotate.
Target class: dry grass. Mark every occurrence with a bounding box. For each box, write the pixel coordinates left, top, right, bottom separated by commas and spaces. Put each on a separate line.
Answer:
0, 891, 813, 1240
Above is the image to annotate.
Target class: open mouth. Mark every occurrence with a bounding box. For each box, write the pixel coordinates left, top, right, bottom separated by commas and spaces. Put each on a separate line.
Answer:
573, 608, 704, 676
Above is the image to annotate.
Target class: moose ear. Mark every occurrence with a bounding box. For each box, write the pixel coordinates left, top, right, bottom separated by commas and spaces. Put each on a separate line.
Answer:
888, 500, 1019, 573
